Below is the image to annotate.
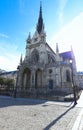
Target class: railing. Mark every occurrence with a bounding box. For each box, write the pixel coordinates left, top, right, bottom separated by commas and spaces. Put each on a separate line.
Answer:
0, 85, 15, 96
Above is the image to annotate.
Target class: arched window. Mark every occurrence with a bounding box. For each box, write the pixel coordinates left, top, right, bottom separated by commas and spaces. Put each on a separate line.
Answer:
66, 70, 71, 82
31, 49, 39, 63
48, 52, 56, 64
35, 69, 42, 88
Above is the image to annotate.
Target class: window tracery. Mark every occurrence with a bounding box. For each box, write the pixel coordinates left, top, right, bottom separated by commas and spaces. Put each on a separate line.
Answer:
31, 49, 39, 63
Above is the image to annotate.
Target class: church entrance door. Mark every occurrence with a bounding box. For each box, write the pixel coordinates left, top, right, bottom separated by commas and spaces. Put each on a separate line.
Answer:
49, 80, 53, 89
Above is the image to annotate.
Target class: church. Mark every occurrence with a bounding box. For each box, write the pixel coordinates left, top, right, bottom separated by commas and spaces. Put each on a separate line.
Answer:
17, 3, 78, 98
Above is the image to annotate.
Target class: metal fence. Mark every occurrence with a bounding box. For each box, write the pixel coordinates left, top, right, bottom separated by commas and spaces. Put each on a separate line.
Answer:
0, 85, 15, 96
0, 85, 82, 101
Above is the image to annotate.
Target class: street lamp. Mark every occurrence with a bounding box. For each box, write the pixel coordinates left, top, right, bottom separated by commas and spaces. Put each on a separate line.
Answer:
70, 60, 77, 105
14, 66, 19, 98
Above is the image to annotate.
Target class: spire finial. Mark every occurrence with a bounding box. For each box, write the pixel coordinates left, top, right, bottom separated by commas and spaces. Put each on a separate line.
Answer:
37, 1, 44, 34
40, 0, 42, 8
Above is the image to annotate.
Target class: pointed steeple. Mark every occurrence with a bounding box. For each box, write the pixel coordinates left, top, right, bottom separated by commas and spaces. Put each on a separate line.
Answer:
26, 32, 31, 44
20, 54, 22, 65
56, 43, 59, 53
37, 1, 44, 34
71, 45, 75, 59
56, 43, 60, 62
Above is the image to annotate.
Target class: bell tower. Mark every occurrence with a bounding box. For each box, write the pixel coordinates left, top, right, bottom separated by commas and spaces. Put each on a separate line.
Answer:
25, 1, 47, 64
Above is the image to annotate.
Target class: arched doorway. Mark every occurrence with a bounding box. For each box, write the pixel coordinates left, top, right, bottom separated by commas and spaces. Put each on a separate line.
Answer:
22, 68, 31, 89
35, 69, 42, 88
49, 80, 53, 89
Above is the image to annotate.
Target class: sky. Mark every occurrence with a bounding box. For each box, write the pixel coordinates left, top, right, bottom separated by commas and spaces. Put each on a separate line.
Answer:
0, 0, 83, 71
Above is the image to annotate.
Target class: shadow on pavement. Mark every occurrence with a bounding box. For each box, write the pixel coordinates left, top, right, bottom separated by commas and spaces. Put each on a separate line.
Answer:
43, 105, 75, 130
0, 96, 47, 108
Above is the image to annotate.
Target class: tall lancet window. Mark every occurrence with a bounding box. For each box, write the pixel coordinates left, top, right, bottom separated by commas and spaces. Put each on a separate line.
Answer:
31, 49, 39, 63
66, 70, 71, 82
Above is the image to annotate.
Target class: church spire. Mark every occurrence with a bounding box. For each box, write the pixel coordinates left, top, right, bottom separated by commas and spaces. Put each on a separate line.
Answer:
37, 1, 44, 34
20, 54, 22, 65
26, 32, 31, 44
56, 43, 59, 53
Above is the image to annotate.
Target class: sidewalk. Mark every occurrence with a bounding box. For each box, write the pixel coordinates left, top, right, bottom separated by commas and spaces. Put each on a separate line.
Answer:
72, 90, 83, 130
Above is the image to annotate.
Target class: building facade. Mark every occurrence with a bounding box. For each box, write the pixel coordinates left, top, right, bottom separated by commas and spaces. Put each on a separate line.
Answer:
17, 3, 78, 96
0, 71, 17, 86
77, 72, 83, 89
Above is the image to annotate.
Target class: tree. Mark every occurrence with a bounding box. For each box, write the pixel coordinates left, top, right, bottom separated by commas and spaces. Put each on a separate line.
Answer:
0, 77, 14, 86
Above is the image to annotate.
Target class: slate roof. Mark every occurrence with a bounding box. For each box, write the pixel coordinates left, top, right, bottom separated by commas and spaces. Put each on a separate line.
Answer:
0, 70, 17, 76
60, 51, 72, 60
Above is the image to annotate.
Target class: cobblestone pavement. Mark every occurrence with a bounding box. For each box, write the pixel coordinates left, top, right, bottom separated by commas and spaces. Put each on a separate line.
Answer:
72, 91, 83, 130
77, 110, 83, 130
79, 112, 83, 130
0, 97, 81, 130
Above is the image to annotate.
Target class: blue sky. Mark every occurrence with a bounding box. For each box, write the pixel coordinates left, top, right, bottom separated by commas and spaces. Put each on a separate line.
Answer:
0, 0, 83, 71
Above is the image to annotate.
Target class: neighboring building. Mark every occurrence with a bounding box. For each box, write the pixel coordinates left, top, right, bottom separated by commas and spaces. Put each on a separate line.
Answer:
0, 71, 17, 86
78, 72, 83, 89
0, 69, 6, 74
17, 3, 78, 96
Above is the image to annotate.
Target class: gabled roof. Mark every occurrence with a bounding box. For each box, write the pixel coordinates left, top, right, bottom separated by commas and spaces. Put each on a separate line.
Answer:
46, 42, 56, 56
60, 51, 72, 60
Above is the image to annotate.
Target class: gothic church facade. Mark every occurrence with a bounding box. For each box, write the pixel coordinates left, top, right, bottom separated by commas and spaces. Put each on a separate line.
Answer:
17, 3, 78, 96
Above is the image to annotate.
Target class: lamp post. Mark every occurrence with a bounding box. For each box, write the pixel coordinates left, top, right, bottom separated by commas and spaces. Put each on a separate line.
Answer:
14, 66, 19, 98
70, 60, 77, 105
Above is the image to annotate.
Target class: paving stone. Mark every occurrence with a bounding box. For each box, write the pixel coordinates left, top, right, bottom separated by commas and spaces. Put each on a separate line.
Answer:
0, 97, 81, 130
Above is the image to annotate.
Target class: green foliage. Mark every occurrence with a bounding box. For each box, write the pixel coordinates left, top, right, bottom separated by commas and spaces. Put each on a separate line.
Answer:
0, 77, 14, 86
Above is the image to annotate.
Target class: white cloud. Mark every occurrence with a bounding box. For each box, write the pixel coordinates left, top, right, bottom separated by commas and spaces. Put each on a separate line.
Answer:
59, 0, 68, 10
57, 0, 68, 26
0, 55, 19, 71
0, 42, 21, 71
0, 33, 9, 38
19, 0, 27, 14
49, 12, 83, 71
